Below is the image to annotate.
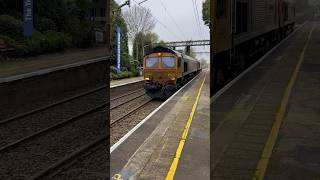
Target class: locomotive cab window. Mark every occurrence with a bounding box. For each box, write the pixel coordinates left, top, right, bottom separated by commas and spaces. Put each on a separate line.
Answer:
145, 57, 159, 68
161, 57, 175, 68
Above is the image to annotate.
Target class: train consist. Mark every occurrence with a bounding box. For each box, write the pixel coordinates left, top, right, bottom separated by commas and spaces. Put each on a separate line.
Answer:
212, 0, 296, 93
143, 46, 201, 99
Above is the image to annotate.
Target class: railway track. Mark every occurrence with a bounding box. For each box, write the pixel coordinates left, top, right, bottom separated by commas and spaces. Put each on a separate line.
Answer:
0, 107, 106, 179
0, 103, 107, 152
0, 85, 108, 124
0, 85, 144, 148
27, 88, 147, 179
110, 88, 146, 109
29, 137, 107, 180
26, 88, 148, 179
111, 99, 153, 126
41, 139, 108, 180
110, 97, 163, 145
110, 87, 152, 125
0, 85, 109, 179
0, 82, 155, 179
0, 86, 107, 148
0, 85, 151, 179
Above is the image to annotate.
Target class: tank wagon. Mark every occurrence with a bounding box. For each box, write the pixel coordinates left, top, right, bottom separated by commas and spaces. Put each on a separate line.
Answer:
212, 0, 296, 93
143, 46, 201, 99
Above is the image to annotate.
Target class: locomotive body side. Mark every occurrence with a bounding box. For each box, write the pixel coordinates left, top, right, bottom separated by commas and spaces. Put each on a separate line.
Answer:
234, 0, 280, 46
182, 55, 201, 77
212, 0, 296, 93
214, 0, 295, 54
214, 0, 233, 54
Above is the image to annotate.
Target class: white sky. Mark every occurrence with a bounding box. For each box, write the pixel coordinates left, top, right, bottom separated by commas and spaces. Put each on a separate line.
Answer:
116, 0, 210, 61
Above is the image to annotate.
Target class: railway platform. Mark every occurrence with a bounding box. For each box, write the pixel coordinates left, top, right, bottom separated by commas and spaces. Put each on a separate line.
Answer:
0, 47, 107, 78
110, 76, 143, 88
212, 20, 320, 179
110, 70, 210, 179
0, 56, 108, 120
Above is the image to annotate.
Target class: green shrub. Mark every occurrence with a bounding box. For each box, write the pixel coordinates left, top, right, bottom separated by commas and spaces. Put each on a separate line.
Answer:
0, 15, 23, 39
110, 67, 139, 80
110, 66, 118, 74
37, 17, 58, 32
63, 19, 93, 47
128, 71, 133, 77
0, 35, 27, 56
43, 31, 72, 52
25, 31, 47, 55
1, 30, 72, 56
129, 66, 138, 77
0, 35, 15, 47
111, 73, 118, 80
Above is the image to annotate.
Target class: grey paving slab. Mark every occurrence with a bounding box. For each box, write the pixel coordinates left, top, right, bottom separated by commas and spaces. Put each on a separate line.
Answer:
265, 20, 320, 180
175, 71, 210, 180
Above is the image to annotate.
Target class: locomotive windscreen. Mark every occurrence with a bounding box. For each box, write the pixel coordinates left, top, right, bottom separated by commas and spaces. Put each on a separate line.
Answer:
161, 57, 175, 68
146, 57, 158, 68
145, 55, 176, 69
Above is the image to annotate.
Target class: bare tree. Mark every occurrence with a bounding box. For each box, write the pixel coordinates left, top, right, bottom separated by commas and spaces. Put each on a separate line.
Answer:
123, 5, 156, 41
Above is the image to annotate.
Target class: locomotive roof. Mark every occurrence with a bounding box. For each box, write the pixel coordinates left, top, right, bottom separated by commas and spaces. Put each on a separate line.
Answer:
145, 46, 199, 62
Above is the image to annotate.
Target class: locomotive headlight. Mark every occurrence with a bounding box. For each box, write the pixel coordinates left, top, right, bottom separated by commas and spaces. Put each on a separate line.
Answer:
145, 73, 151, 80
168, 73, 176, 80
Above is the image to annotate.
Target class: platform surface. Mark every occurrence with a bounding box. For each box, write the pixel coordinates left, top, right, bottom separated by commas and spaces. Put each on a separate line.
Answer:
110, 76, 143, 87
0, 47, 107, 78
211, 20, 320, 179
110, 70, 210, 180
265, 19, 320, 179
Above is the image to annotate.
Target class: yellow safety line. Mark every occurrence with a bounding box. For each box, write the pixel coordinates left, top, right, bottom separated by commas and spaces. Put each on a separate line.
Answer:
253, 23, 315, 180
166, 72, 207, 180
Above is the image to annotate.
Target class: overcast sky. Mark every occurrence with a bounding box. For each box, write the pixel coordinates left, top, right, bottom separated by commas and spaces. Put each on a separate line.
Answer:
116, 0, 210, 61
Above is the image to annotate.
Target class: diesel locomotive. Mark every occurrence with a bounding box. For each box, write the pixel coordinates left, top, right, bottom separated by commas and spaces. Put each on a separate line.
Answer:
143, 46, 201, 99
212, 0, 296, 94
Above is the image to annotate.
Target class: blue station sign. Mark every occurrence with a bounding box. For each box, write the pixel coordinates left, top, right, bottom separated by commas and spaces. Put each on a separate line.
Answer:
23, 0, 33, 37
116, 27, 121, 74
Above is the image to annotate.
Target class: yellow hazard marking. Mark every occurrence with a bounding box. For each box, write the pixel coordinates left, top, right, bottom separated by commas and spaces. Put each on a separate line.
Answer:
253, 23, 315, 180
166, 72, 207, 180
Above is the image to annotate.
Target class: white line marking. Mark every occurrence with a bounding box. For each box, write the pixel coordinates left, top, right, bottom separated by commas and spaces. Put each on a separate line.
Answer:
110, 79, 144, 88
110, 71, 202, 153
0, 57, 108, 83
211, 23, 306, 103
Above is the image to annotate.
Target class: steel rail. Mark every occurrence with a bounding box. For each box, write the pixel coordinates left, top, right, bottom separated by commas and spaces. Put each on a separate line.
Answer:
28, 136, 106, 180
0, 103, 107, 153
0, 85, 107, 125
110, 99, 153, 127
110, 88, 145, 102
110, 92, 147, 110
